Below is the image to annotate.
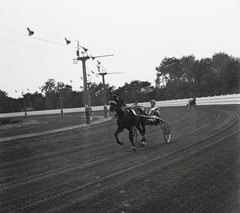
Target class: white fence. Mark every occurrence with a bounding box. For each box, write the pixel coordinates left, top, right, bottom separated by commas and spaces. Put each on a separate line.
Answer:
140, 93, 240, 108
0, 106, 103, 118
1, 93, 239, 118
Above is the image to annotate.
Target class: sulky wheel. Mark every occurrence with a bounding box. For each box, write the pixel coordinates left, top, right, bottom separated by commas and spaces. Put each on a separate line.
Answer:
160, 120, 171, 144
163, 132, 171, 144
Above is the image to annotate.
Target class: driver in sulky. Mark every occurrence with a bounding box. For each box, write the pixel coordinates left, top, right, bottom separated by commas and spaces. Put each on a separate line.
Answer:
147, 99, 161, 117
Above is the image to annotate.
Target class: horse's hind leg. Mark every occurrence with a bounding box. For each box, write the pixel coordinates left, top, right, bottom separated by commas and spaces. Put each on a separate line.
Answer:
141, 120, 146, 137
128, 127, 136, 151
136, 124, 147, 146
114, 126, 124, 145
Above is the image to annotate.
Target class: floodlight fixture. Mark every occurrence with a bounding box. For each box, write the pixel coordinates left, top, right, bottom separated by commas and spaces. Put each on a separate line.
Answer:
27, 27, 34, 36
65, 38, 71, 45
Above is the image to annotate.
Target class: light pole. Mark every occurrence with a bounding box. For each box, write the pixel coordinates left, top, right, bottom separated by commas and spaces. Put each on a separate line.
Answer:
98, 72, 108, 118
23, 94, 28, 121
71, 40, 114, 124
22, 89, 28, 121
87, 82, 93, 119
78, 55, 91, 124
59, 92, 64, 117
72, 41, 91, 124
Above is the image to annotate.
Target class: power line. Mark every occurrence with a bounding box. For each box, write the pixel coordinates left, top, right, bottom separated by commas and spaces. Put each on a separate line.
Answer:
29, 37, 76, 48
0, 17, 78, 49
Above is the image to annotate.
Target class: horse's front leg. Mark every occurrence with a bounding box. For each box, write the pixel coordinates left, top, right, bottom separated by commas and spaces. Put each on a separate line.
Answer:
128, 127, 136, 151
114, 126, 124, 145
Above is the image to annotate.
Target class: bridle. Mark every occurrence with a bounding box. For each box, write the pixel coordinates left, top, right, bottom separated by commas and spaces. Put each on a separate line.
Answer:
109, 95, 127, 111
109, 100, 117, 106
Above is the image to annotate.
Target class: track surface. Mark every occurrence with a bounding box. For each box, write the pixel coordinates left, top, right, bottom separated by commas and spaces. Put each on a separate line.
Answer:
0, 105, 239, 213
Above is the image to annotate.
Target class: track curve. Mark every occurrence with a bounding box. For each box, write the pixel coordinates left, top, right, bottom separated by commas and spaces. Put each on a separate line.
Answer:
0, 105, 239, 213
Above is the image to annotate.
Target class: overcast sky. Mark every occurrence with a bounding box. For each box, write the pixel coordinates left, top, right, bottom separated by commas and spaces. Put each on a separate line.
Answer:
0, 0, 239, 98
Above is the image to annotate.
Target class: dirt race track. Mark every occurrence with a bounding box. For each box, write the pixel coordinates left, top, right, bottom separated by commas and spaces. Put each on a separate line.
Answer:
0, 105, 239, 213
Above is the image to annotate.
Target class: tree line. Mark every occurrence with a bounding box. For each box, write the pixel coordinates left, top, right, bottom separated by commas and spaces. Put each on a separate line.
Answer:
155, 52, 240, 99
0, 52, 239, 113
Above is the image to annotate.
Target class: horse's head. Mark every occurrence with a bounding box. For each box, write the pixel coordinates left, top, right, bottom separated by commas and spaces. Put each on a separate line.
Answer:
109, 91, 127, 112
109, 91, 120, 112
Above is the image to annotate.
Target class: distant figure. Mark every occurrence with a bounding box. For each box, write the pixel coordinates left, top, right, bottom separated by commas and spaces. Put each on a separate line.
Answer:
187, 97, 197, 110
191, 97, 196, 105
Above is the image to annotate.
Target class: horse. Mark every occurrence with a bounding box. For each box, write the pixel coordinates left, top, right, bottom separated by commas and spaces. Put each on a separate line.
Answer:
109, 92, 147, 151
187, 97, 197, 110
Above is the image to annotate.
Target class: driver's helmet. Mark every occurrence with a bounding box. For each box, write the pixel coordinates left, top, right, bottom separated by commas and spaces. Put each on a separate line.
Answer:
150, 99, 156, 107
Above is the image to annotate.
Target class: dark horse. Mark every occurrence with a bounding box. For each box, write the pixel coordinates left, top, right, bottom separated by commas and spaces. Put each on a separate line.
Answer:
109, 92, 146, 151
187, 97, 197, 110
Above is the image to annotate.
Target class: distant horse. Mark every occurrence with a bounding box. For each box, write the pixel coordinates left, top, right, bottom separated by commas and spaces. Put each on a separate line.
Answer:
109, 92, 146, 151
187, 97, 197, 110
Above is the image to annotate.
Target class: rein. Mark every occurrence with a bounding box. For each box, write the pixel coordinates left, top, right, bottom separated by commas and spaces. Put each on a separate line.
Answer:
109, 100, 129, 110
109, 96, 143, 113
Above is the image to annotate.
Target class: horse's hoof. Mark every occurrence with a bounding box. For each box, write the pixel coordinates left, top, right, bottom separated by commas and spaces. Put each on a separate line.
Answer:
131, 146, 137, 151
141, 142, 147, 146
117, 141, 124, 145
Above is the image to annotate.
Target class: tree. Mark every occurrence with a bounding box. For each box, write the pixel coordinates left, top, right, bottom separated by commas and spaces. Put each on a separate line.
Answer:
156, 57, 179, 83
89, 83, 104, 106
194, 58, 214, 96
0, 90, 9, 113
156, 57, 184, 99
40, 79, 57, 109
88, 83, 115, 106
222, 57, 240, 94
70, 91, 83, 107
41, 79, 56, 95
155, 53, 240, 98
0, 90, 20, 113
55, 82, 74, 108
117, 80, 154, 103
29, 92, 45, 110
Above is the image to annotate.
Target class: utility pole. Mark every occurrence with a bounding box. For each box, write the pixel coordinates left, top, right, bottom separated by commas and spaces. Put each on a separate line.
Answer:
72, 41, 90, 124
87, 82, 93, 119
73, 41, 114, 124
79, 55, 91, 124
23, 95, 28, 121
98, 71, 108, 118
22, 90, 28, 121
60, 93, 64, 117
